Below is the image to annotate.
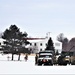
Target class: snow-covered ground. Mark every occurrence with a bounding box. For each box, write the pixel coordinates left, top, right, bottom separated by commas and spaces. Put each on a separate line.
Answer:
0, 54, 75, 74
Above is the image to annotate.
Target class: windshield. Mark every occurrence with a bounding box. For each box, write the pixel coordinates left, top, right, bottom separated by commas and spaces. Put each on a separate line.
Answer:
38, 51, 53, 58
39, 55, 52, 58
39, 53, 52, 55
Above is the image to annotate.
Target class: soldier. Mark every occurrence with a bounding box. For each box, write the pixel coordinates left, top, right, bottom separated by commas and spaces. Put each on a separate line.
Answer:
7, 56, 10, 61
24, 54, 28, 61
35, 53, 38, 65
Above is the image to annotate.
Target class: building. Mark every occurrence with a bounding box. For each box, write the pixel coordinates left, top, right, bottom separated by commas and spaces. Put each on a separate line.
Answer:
25, 35, 62, 53
0, 38, 6, 54
62, 38, 75, 56
0, 38, 6, 48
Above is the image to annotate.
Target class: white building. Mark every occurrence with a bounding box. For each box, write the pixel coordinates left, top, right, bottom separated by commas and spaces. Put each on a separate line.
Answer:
0, 38, 6, 45
0, 38, 6, 53
26, 35, 62, 53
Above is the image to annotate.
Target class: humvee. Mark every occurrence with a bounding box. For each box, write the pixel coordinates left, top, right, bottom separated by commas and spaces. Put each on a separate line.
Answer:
35, 50, 54, 66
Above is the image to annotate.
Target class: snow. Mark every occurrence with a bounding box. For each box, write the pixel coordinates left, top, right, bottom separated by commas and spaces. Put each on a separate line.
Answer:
0, 54, 75, 74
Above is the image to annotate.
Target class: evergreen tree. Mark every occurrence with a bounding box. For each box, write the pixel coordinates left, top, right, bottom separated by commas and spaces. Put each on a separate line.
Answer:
45, 37, 55, 51
2, 25, 30, 61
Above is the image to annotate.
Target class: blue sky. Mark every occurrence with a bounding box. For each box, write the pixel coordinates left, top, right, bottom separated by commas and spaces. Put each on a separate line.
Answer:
0, 0, 75, 40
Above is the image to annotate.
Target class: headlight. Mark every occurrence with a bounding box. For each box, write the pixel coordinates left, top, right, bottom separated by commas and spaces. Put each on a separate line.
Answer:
65, 59, 69, 60
47, 59, 49, 61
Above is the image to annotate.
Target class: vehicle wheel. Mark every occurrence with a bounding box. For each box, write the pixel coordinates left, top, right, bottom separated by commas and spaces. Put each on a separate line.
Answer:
58, 62, 63, 65
50, 63, 53, 66
48, 62, 53, 66
58, 57, 64, 65
71, 62, 75, 65
44, 63, 49, 66
63, 63, 67, 66
38, 63, 42, 66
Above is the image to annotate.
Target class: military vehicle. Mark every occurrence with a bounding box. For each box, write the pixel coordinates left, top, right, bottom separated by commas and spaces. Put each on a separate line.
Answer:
70, 52, 75, 65
57, 54, 70, 65
35, 50, 54, 66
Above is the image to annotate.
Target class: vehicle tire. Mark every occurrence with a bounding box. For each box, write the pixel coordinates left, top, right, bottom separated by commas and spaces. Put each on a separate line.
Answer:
38, 63, 42, 66
58, 56, 64, 65
44, 63, 49, 66
58, 61, 63, 65
63, 62, 67, 66
50, 62, 53, 66
71, 62, 75, 65
50, 64, 53, 66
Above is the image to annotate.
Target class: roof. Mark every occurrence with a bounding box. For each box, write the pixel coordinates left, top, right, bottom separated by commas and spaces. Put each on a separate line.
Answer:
23, 38, 45, 40
0, 38, 6, 42
27, 39, 45, 43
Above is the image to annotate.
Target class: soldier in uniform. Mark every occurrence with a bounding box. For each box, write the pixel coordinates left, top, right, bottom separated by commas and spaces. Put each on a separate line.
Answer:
35, 53, 38, 65
24, 54, 28, 61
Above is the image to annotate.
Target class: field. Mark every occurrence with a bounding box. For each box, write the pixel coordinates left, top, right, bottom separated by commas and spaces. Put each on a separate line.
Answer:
0, 54, 75, 74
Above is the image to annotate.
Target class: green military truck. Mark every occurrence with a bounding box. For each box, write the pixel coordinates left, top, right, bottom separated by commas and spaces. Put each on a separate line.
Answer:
70, 52, 75, 65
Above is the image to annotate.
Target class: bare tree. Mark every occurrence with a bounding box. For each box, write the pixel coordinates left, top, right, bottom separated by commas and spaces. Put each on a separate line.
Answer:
63, 38, 69, 43
57, 33, 69, 51
0, 32, 3, 38
57, 33, 64, 42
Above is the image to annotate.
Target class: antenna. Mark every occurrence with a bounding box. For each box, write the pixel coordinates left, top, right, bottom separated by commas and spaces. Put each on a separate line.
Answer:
46, 32, 51, 38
